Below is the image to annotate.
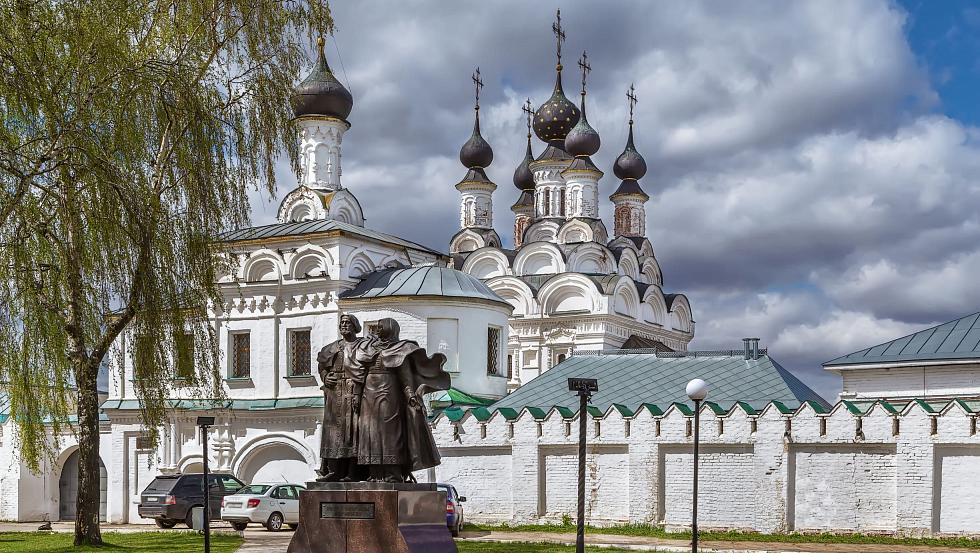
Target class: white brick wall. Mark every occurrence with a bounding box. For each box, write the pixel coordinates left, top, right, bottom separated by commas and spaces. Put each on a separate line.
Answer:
662, 445, 756, 529
430, 401, 980, 536
789, 445, 897, 532
935, 446, 980, 534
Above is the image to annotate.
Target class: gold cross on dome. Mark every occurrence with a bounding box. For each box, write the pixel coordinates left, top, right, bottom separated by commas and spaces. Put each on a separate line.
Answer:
552, 9, 566, 69
522, 98, 533, 137
578, 51, 591, 95
627, 83, 638, 123
472, 67, 484, 111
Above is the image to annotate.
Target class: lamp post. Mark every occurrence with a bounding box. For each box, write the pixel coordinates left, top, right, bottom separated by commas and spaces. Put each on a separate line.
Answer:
197, 416, 216, 553
568, 377, 598, 553
685, 378, 708, 553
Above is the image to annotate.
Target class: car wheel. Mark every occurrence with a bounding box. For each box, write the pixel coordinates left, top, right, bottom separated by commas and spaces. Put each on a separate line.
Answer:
287, 523, 299, 530
155, 519, 177, 529
231, 522, 248, 531
266, 512, 284, 532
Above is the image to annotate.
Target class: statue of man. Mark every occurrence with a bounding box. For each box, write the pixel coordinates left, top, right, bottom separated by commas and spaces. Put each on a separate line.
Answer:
353, 318, 451, 482
316, 313, 366, 482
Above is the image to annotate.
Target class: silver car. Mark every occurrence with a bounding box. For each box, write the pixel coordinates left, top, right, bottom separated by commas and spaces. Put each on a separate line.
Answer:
220, 483, 304, 531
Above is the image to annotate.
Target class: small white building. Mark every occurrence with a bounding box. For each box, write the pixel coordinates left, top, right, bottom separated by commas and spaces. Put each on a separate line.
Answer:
824, 311, 980, 402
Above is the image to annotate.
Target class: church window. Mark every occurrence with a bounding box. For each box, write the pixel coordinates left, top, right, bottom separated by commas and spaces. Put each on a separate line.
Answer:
175, 332, 195, 380
288, 329, 312, 376
364, 321, 380, 338
507, 354, 513, 379
487, 326, 501, 375
560, 191, 566, 216
543, 189, 551, 216
231, 332, 250, 378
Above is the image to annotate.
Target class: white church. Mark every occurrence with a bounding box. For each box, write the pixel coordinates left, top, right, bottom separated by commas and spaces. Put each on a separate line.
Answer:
2, 15, 980, 539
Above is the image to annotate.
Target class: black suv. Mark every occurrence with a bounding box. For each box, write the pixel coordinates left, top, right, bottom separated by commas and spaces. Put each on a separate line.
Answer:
139, 473, 245, 528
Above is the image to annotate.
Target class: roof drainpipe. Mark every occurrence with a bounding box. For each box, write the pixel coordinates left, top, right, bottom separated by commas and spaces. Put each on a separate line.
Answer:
743, 338, 752, 360
751, 338, 760, 360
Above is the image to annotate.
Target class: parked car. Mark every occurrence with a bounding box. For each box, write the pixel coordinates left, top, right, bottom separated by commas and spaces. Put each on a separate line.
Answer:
220, 483, 305, 531
437, 483, 466, 537
138, 473, 245, 529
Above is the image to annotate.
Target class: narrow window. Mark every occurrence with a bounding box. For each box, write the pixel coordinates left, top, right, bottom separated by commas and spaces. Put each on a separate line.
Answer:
507, 354, 513, 379
364, 321, 380, 339
232, 332, 250, 378
487, 327, 501, 375
819, 417, 827, 436
289, 329, 312, 376
176, 332, 195, 380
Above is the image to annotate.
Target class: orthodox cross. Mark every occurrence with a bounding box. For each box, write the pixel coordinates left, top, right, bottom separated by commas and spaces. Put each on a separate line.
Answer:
578, 51, 591, 96
522, 98, 533, 138
472, 67, 483, 111
627, 83, 638, 124
552, 9, 566, 69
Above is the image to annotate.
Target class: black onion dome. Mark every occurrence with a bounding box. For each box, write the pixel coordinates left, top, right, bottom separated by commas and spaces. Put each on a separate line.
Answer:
291, 38, 353, 120
565, 97, 600, 157
533, 72, 581, 144
512, 138, 535, 191
459, 112, 493, 169
613, 125, 647, 180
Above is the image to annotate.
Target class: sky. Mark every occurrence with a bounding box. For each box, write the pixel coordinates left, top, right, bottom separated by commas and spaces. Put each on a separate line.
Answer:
246, 0, 980, 401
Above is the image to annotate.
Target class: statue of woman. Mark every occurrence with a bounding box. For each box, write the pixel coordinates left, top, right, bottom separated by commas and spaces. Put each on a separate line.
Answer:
316, 313, 367, 482
353, 318, 450, 482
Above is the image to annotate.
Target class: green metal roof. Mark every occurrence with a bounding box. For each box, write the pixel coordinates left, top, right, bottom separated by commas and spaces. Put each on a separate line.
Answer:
218, 218, 444, 257
824, 311, 980, 367
490, 352, 829, 414
340, 266, 508, 306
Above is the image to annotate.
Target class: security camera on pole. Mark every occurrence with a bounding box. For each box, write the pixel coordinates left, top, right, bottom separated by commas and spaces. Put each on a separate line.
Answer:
685, 379, 708, 553
567, 377, 598, 553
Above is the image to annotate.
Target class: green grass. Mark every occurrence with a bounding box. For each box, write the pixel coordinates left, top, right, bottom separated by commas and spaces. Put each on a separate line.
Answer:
0, 532, 243, 552
458, 544, 632, 553
464, 522, 980, 549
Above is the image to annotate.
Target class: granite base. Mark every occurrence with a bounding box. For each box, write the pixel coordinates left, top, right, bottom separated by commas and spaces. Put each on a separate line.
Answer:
286, 482, 458, 553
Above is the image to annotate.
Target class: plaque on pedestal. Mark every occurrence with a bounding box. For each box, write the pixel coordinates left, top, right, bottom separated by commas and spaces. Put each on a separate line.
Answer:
286, 482, 458, 553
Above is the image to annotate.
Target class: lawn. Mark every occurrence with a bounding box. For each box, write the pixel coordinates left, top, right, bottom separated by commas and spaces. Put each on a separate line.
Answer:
464, 522, 980, 549
458, 544, 631, 553
0, 532, 243, 553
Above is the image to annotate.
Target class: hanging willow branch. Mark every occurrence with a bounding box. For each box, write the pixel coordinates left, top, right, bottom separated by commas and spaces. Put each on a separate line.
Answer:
0, 0, 332, 545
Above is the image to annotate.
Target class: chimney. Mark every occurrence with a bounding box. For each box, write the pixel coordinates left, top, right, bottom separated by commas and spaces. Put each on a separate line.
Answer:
743, 338, 752, 360
751, 338, 760, 360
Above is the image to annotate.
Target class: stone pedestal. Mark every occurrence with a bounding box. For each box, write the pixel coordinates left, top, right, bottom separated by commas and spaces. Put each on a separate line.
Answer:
286, 482, 458, 553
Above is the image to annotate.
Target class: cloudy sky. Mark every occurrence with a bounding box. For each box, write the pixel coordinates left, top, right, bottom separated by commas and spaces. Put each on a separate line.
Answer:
249, 0, 980, 400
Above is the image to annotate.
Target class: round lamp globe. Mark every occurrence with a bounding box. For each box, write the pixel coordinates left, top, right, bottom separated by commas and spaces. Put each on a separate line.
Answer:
686, 378, 708, 401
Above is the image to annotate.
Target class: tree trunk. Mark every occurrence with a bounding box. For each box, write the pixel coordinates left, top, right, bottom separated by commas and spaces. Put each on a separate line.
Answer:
74, 357, 103, 546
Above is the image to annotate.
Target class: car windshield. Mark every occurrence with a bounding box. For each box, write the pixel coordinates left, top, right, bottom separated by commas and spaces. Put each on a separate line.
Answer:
237, 484, 272, 495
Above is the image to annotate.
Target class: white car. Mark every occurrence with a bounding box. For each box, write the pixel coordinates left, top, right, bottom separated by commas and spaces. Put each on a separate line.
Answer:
220, 483, 304, 531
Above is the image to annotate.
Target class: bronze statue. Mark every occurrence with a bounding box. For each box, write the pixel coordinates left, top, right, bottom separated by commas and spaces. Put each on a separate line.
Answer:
316, 313, 366, 482
351, 318, 450, 482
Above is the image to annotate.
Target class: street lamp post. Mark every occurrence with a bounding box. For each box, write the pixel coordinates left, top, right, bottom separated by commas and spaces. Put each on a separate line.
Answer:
197, 416, 216, 553
685, 378, 708, 553
568, 377, 598, 553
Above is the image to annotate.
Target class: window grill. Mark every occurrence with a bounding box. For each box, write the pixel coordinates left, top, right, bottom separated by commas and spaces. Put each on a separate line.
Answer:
232, 333, 250, 378
289, 329, 312, 376
487, 327, 500, 375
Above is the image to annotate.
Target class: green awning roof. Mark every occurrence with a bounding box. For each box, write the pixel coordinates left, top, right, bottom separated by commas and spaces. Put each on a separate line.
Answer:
824, 311, 980, 367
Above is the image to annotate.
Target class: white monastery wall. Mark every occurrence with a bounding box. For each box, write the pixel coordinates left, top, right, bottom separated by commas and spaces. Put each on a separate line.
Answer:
429, 401, 980, 536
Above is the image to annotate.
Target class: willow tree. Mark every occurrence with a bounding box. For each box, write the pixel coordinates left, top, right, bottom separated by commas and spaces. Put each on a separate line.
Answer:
0, 0, 331, 545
